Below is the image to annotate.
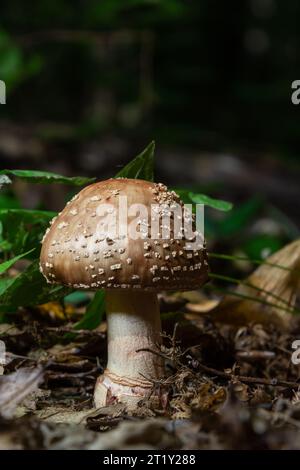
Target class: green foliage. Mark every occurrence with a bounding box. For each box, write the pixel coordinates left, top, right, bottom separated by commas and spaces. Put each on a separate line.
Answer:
0, 278, 14, 297
0, 194, 20, 209
215, 197, 262, 238
197, 197, 264, 242
188, 192, 233, 212
0, 249, 35, 275
115, 141, 155, 181
0, 29, 42, 90
0, 260, 70, 313
0, 168, 96, 313
74, 290, 106, 330
175, 189, 233, 212
242, 234, 283, 261
0, 169, 95, 186
64, 291, 90, 306
0, 208, 56, 221
0, 209, 56, 255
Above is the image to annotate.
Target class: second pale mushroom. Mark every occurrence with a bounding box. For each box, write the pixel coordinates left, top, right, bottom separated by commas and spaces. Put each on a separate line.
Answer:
40, 178, 208, 408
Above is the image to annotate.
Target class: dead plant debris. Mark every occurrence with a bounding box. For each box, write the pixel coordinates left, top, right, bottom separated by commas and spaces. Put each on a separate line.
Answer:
0, 241, 299, 449
0, 308, 300, 449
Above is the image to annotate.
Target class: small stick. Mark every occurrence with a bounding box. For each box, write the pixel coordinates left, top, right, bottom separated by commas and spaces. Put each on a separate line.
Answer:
195, 362, 300, 389
45, 366, 99, 379
137, 348, 300, 390
45, 326, 105, 337
171, 322, 179, 364
236, 350, 276, 361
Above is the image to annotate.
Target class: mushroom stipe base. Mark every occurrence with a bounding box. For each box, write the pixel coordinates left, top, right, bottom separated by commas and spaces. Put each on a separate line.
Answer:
94, 290, 164, 409
94, 370, 161, 409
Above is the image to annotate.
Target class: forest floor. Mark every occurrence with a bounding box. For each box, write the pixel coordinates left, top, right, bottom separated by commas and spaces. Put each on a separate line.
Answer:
1, 289, 300, 450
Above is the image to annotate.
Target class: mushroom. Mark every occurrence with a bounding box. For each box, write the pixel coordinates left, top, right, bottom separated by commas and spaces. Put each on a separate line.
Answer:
40, 178, 208, 408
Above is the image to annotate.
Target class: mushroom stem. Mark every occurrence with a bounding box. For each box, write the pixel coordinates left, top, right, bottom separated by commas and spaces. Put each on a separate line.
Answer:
94, 290, 164, 409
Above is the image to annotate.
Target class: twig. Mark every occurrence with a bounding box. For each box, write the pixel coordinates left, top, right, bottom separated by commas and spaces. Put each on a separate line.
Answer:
45, 366, 98, 379
195, 362, 300, 389
137, 347, 300, 389
136, 348, 170, 363
171, 322, 179, 364
236, 350, 276, 361
45, 326, 105, 337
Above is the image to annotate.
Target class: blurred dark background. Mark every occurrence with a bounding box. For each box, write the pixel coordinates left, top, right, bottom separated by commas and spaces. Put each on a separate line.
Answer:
0, 0, 299, 263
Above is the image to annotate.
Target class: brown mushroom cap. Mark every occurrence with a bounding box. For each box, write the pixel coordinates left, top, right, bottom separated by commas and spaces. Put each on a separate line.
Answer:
40, 178, 208, 291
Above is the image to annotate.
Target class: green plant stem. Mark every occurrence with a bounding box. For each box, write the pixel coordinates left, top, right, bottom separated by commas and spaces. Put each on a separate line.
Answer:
206, 284, 297, 315
208, 272, 299, 313
208, 252, 299, 273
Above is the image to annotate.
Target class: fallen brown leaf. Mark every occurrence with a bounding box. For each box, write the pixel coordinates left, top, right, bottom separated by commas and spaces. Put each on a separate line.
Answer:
211, 239, 300, 328
0, 366, 44, 418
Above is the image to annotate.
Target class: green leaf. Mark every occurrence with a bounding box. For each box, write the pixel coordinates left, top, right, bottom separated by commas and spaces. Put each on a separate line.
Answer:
0, 260, 70, 311
174, 188, 233, 211
0, 208, 56, 221
0, 240, 12, 252
115, 141, 155, 181
0, 248, 35, 275
0, 278, 14, 297
188, 192, 233, 212
74, 290, 105, 330
0, 170, 95, 186
242, 235, 283, 261
64, 291, 90, 306
217, 197, 262, 238
0, 195, 20, 209
0, 209, 56, 255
